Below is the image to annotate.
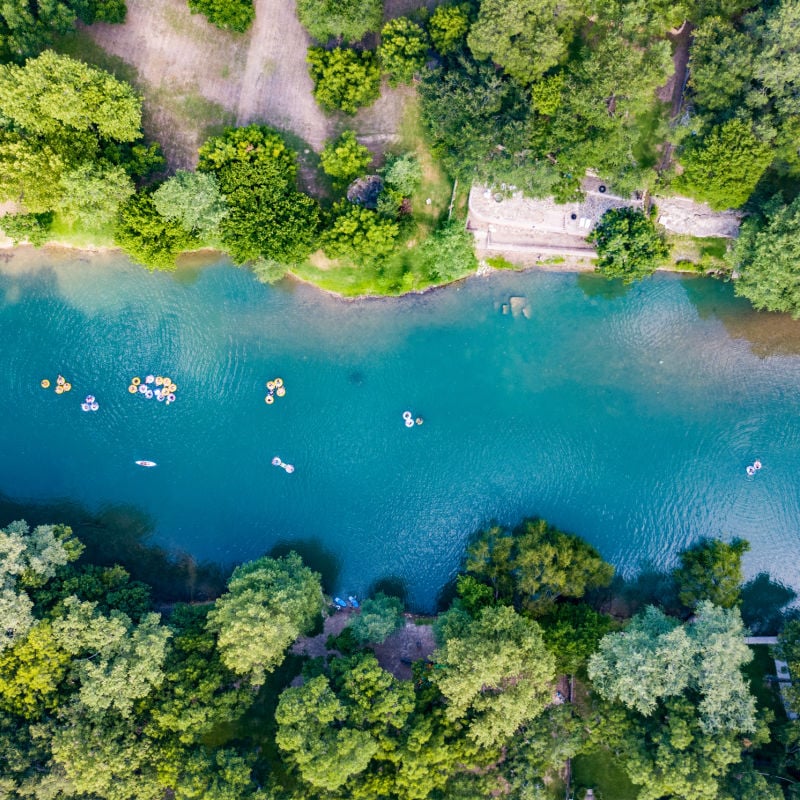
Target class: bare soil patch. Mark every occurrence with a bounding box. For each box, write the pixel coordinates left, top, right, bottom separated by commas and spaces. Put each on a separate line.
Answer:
84, 0, 332, 168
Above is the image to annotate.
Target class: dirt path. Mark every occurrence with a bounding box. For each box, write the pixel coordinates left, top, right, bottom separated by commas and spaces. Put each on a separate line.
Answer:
235, 0, 331, 147
85, 0, 332, 167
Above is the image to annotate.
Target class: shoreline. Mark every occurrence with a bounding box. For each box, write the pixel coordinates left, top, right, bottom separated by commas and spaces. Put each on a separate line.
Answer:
1, 240, 713, 301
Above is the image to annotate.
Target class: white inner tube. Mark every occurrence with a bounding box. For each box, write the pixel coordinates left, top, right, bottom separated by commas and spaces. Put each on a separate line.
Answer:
402, 411, 413, 420
405, 418, 415, 427
81, 403, 90, 412
91, 402, 99, 411
145, 389, 153, 399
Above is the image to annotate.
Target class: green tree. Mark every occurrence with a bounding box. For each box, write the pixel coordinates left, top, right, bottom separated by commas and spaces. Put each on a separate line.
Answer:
205, 552, 323, 685
52, 597, 171, 717
588, 602, 756, 733
677, 120, 773, 210
383, 153, 422, 196
590, 207, 670, 283
688, 17, 754, 113
153, 170, 228, 237
673, 537, 750, 610
465, 518, 614, 615
378, 17, 428, 87
114, 192, 199, 270
539, 602, 613, 675
0, 622, 69, 718
432, 605, 556, 748
198, 125, 320, 265
427, 3, 470, 55
0, 51, 142, 142
730, 194, 800, 316
348, 592, 404, 645
296, 0, 382, 43
416, 221, 477, 282
187, 0, 254, 32
275, 674, 378, 791
321, 201, 399, 262
58, 162, 134, 229
319, 130, 372, 185
467, 0, 583, 85
0, 211, 52, 245
307, 47, 381, 114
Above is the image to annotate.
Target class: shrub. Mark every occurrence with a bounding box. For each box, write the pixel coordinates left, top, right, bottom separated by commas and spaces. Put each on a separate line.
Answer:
320, 131, 372, 185
321, 201, 399, 262
378, 17, 428, 86
187, 0, 255, 32
0, 212, 53, 246
427, 4, 470, 55
307, 47, 381, 114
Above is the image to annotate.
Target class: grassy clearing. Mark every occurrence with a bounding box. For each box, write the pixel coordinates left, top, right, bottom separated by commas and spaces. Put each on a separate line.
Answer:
571, 751, 638, 800
665, 234, 730, 272
393, 93, 454, 234
53, 29, 139, 86
48, 214, 117, 248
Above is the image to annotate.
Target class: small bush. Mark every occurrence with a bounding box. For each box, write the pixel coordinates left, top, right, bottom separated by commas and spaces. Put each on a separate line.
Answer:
307, 47, 381, 114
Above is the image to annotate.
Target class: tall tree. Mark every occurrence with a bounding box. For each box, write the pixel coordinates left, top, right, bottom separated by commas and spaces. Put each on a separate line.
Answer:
467, 0, 583, 85
673, 537, 750, 610
465, 518, 614, 615
205, 552, 323, 685
730, 194, 800, 316
676, 119, 773, 210
432, 605, 556, 748
590, 207, 670, 284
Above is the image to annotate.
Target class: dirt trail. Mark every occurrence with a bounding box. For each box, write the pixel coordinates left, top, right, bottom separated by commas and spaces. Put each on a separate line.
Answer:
235, 0, 331, 147
85, 0, 332, 167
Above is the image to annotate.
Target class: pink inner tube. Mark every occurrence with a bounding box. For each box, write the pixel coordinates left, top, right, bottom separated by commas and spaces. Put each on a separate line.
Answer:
272, 457, 281, 466
285, 465, 295, 473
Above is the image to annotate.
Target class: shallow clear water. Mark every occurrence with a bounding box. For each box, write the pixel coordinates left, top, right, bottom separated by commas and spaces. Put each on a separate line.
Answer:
2, 250, 800, 609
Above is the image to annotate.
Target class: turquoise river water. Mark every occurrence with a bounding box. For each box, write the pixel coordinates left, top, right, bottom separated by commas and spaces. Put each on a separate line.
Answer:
2, 249, 800, 609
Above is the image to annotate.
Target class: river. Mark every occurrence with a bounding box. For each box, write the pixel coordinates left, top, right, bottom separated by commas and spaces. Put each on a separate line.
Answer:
2, 248, 799, 609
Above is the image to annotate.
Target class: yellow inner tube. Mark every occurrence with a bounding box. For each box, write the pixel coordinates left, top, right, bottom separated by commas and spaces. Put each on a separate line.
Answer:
41, 379, 50, 389
265, 395, 274, 404
162, 377, 171, 386
155, 377, 163, 386
56, 376, 65, 385
274, 377, 284, 388
266, 381, 275, 391
132, 377, 141, 386
169, 383, 177, 393
128, 385, 137, 394
55, 385, 64, 394
276, 386, 286, 397
63, 383, 72, 392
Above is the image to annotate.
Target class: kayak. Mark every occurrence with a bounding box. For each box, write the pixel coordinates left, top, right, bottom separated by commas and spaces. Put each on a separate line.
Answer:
135, 460, 157, 467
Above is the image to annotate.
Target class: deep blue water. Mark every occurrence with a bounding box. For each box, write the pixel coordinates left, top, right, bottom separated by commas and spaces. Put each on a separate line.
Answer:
2, 249, 800, 609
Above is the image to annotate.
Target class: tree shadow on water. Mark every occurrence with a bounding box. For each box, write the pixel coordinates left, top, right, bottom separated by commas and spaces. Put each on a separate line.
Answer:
576, 273, 632, 301
368, 575, 408, 604
0, 493, 229, 602
741, 572, 798, 635
268, 538, 342, 594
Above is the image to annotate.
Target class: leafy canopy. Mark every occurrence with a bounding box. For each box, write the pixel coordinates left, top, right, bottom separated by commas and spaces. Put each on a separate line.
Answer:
320, 130, 372, 185
590, 207, 670, 284
296, 0, 382, 43
307, 47, 381, 114
153, 170, 228, 237
205, 552, 323, 685
730, 194, 800, 317
321, 201, 400, 263
677, 120, 773, 210
348, 592, 404, 645
378, 17, 428, 87
432, 605, 557, 748
187, 0, 254, 32
465, 517, 614, 615
673, 537, 750, 610
198, 125, 320, 265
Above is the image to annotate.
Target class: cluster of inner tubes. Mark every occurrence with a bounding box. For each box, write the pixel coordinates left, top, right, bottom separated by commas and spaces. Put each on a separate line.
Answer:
42, 375, 72, 394
81, 394, 100, 412
746, 460, 763, 477
129, 375, 178, 405
265, 377, 286, 405
402, 410, 424, 428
